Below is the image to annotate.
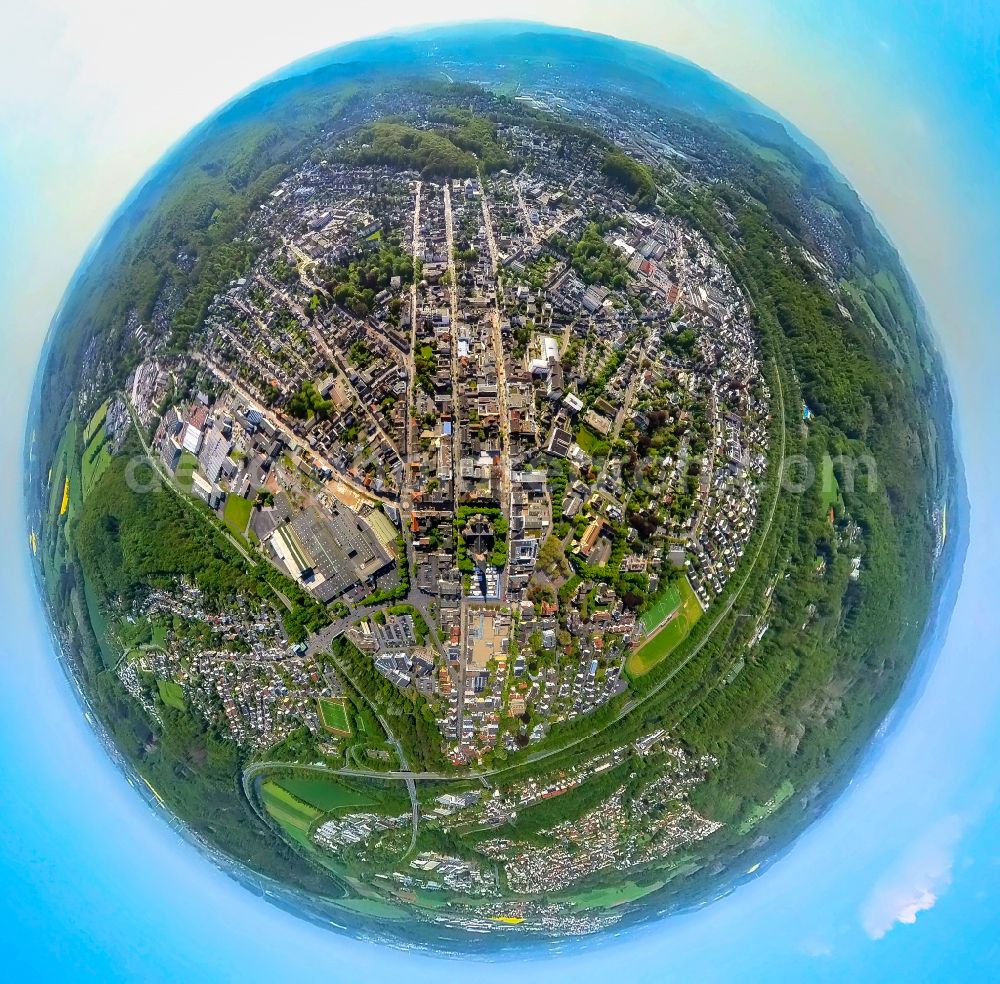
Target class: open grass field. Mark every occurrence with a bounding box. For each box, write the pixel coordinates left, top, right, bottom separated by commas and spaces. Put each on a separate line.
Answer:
270, 818, 312, 849
561, 879, 665, 910
318, 697, 352, 736
47, 459, 66, 522
81, 429, 113, 499
223, 493, 253, 536
261, 781, 322, 845
83, 575, 116, 669
738, 779, 794, 835
42, 432, 73, 592
156, 678, 185, 711
83, 399, 109, 444
405, 887, 455, 910
47, 418, 80, 520
573, 424, 605, 455
175, 451, 200, 491
627, 575, 703, 677
820, 454, 841, 516
275, 775, 374, 814
641, 581, 682, 633
332, 897, 408, 920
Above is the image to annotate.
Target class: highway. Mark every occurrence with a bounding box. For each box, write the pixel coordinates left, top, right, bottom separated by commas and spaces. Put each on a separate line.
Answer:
245, 760, 448, 783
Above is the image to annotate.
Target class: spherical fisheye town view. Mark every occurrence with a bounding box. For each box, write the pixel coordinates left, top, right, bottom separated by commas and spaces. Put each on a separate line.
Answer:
25, 24, 957, 951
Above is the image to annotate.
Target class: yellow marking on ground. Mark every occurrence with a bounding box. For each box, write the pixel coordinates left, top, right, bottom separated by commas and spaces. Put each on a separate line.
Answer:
492, 916, 524, 924
142, 778, 165, 806
29, 530, 38, 555
59, 477, 70, 515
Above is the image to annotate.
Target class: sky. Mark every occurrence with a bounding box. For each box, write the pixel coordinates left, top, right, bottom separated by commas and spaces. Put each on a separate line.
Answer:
2, 1, 1000, 980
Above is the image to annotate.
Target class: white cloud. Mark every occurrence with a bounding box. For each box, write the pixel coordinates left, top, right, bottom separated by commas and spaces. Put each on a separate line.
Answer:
860, 815, 965, 940
799, 935, 833, 958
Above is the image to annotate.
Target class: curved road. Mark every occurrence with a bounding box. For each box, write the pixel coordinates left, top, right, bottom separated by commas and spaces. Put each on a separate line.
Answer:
243, 655, 422, 858
329, 655, 421, 856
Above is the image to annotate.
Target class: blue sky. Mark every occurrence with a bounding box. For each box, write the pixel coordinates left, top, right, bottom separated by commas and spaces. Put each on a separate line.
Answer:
2, 2, 1000, 979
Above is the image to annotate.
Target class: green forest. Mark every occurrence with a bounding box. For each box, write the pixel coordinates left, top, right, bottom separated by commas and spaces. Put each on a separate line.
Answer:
320, 242, 414, 318
346, 120, 479, 178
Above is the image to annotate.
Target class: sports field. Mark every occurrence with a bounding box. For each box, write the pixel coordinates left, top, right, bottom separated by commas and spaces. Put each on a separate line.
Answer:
641, 581, 682, 633
626, 575, 703, 677
318, 697, 352, 735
